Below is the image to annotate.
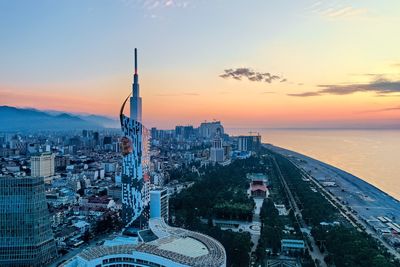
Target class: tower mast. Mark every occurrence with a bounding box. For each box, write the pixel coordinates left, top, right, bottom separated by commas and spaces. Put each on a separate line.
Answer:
130, 48, 142, 122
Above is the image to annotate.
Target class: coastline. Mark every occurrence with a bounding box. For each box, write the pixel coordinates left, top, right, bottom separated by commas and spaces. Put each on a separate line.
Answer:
228, 128, 400, 200
265, 144, 400, 225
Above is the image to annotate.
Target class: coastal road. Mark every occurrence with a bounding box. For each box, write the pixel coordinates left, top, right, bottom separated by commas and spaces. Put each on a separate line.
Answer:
267, 143, 400, 261
291, 159, 400, 260
272, 156, 327, 267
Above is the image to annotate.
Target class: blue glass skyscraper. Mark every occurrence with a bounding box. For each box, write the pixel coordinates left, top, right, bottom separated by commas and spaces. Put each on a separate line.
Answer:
0, 176, 57, 266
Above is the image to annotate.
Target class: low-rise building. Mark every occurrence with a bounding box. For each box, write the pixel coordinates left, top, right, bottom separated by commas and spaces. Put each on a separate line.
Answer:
248, 173, 268, 198
281, 239, 306, 254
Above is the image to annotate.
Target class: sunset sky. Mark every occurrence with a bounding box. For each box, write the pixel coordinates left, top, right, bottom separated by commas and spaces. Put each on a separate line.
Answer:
1, 0, 400, 128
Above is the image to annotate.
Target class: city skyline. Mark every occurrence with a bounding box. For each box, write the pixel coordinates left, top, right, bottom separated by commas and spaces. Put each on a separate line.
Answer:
1, 2, 399, 265
1, 0, 400, 129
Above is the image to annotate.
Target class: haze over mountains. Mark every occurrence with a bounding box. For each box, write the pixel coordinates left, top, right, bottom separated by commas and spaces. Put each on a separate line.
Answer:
0, 106, 119, 131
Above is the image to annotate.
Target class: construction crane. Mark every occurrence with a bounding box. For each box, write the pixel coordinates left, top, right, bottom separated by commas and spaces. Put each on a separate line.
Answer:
248, 131, 260, 136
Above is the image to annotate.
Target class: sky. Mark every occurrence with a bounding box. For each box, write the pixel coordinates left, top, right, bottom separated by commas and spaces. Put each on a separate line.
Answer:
1, 0, 400, 129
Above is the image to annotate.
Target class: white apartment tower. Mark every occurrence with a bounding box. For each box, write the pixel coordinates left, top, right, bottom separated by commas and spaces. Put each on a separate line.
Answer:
210, 135, 224, 163
31, 152, 55, 177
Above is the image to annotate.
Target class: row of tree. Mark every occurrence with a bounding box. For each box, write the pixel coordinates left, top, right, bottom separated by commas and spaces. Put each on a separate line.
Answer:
255, 198, 283, 259
313, 225, 399, 267
269, 149, 400, 267
272, 152, 338, 226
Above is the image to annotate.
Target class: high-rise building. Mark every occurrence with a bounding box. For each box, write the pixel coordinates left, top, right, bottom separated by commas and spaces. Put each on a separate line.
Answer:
150, 188, 169, 221
238, 134, 261, 152
62, 51, 227, 267
150, 127, 158, 140
0, 176, 57, 266
30, 152, 55, 177
223, 144, 232, 160
175, 126, 184, 139
120, 49, 150, 229
54, 155, 69, 171
103, 136, 112, 145
210, 136, 225, 163
199, 121, 224, 139
93, 132, 100, 145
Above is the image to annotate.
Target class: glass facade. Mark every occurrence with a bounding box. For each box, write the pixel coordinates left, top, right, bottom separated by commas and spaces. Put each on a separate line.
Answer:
0, 176, 57, 266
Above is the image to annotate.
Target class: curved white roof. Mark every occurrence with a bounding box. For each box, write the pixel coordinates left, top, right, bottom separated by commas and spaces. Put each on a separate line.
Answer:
62, 218, 226, 267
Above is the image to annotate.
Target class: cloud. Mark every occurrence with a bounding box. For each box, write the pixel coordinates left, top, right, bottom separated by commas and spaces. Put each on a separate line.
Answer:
349, 73, 385, 78
155, 92, 199, 96
325, 6, 367, 18
307, 1, 322, 10
375, 94, 400, 97
288, 79, 400, 97
144, 0, 189, 9
120, 0, 190, 10
287, 92, 321, 97
319, 80, 400, 95
359, 106, 400, 113
220, 68, 285, 84
308, 1, 368, 19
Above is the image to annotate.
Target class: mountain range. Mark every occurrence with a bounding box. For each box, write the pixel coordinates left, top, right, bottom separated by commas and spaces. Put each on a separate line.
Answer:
0, 106, 119, 131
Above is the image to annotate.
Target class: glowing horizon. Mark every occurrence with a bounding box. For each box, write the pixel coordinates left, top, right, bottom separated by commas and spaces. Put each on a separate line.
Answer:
1, 0, 400, 129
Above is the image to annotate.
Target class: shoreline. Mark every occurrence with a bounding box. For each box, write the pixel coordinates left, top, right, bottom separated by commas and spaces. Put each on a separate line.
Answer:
265, 144, 400, 225
228, 128, 400, 201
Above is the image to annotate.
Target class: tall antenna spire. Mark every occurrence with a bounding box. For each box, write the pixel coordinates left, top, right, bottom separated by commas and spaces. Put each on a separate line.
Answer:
134, 48, 138, 74
132, 48, 140, 99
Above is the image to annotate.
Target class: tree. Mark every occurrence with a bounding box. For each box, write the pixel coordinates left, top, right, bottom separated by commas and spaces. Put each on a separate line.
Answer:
95, 214, 114, 234
169, 157, 264, 267
83, 229, 91, 242
77, 188, 84, 196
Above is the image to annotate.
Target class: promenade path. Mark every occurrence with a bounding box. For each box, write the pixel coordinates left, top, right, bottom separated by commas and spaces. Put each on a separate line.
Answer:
268, 144, 400, 261
272, 155, 327, 267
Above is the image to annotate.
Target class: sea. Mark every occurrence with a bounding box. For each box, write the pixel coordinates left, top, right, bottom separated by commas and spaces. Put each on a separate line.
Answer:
227, 128, 400, 201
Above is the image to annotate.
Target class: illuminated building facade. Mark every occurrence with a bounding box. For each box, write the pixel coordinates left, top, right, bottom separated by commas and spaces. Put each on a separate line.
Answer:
120, 49, 150, 229
62, 51, 227, 267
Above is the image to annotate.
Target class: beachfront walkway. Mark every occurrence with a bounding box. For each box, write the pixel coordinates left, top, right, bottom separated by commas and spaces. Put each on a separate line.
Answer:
272, 155, 328, 267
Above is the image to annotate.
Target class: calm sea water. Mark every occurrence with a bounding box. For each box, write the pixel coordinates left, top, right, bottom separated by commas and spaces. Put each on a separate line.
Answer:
227, 129, 400, 201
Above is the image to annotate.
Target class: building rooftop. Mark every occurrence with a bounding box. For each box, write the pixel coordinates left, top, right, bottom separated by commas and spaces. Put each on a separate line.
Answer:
281, 239, 306, 249
158, 236, 208, 258
63, 218, 226, 267
251, 184, 267, 192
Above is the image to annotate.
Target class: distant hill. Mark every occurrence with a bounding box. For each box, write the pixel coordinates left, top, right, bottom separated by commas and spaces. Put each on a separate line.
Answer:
0, 106, 118, 131
78, 114, 120, 128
